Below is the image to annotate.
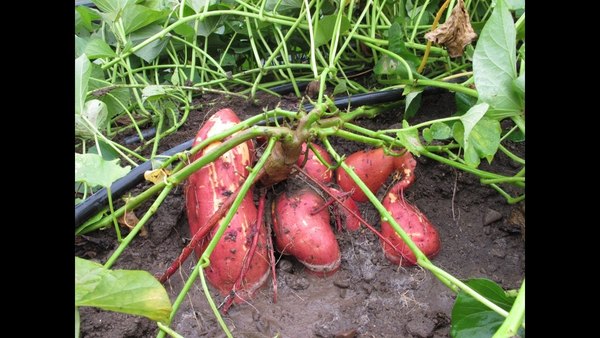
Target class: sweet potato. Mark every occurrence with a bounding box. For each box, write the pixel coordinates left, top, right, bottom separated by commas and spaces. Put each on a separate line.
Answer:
203, 195, 270, 301
272, 188, 341, 276
391, 150, 417, 192
185, 108, 269, 299
336, 148, 396, 202
327, 187, 361, 231
380, 188, 440, 266
185, 108, 254, 256
296, 143, 333, 184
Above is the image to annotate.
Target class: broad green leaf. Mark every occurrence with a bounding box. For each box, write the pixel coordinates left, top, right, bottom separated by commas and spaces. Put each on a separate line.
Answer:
122, 4, 166, 34
76, 6, 101, 32
453, 117, 501, 167
396, 120, 424, 155
186, 0, 217, 13
75, 99, 109, 139
142, 85, 168, 101
333, 80, 347, 95
75, 153, 131, 188
404, 90, 423, 120
173, 22, 196, 40
451, 278, 520, 338
75, 54, 92, 115
89, 139, 120, 161
422, 128, 433, 143
388, 21, 421, 67
314, 15, 351, 47
460, 103, 489, 146
84, 38, 117, 59
265, 0, 302, 14
473, 0, 522, 114
130, 25, 170, 62
99, 87, 131, 118
75, 257, 172, 323
455, 92, 477, 116
75, 35, 88, 58
92, 0, 135, 14
75, 307, 80, 338
430, 122, 452, 140
505, 0, 525, 11
197, 16, 222, 37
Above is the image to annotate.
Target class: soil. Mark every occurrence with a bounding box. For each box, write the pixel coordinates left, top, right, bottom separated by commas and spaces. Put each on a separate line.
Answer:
76, 90, 525, 338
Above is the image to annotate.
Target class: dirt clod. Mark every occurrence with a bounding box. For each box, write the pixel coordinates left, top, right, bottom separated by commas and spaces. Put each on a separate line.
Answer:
483, 208, 503, 225
406, 316, 436, 338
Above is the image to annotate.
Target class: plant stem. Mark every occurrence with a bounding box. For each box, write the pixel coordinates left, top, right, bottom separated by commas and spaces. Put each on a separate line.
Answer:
104, 185, 173, 269
417, 0, 451, 73
156, 322, 184, 338
105, 187, 122, 242
493, 279, 526, 336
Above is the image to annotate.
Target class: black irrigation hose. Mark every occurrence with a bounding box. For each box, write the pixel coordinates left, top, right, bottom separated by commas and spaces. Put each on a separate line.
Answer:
75, 84, 458, 228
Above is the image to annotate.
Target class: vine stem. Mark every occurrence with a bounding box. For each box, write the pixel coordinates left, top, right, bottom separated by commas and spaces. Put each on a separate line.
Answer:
417, 0, 451, 73
493, 279, 526, 335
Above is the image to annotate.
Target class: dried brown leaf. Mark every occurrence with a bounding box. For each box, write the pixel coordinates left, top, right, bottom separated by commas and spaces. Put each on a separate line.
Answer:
424, 0, 477, 58
118, 210, 147, 237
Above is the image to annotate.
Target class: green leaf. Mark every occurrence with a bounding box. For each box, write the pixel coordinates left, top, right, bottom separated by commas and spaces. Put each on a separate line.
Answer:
186, 0, 216, 13
130, 25, 170, 62
89, 139, 120, 161
75, 257, 172, 323
75, 99, 109, 139
314, 15, 351, 47
99, 87, 131, 118
142, 85, 169, 101
451, 278, 518, 338
333, 80, 347, 95
455, 92, 477, 116
388, 21, 421, 67
75, 153, 131, 188
84, 38, 117, 59
75, 54, 92, 115
122, 4, 166, 34
396, 120, 424, 155
75, 35, 88, 58
75, 307, 80, 338
430, 122, 452, 140
505, 0, 525, 11
404, 90, 422, 120
173, 22, 196, 40
197, 16, 222, 37
453, 117, 501, 167
422, 128, 433, 143
460, 103, 489, 146
76, 6, 101, 32
473, 0, 522, 114
265, 0, 302, 15
92, 0, 135, 14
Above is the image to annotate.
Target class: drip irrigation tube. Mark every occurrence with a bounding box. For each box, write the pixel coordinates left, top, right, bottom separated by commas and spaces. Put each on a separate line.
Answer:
75, 84, 455, 227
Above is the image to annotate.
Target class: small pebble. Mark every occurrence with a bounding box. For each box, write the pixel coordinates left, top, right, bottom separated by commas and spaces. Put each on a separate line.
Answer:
278, 259, 294, 273
483, 208, 503, 226
334, 328, 357, 338
333, 279, 350, 289
285, 274, 310, 290
490, 248, 506, 259
339, 288, 347, 298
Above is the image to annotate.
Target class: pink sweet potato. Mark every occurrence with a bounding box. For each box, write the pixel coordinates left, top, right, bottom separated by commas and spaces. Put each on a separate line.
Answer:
185, 108, 254, 256
296, 143, 333, 184
185, 108, 269, 299
380, 188, 440, 266
328, 187, 361, 231
203, 195, 270, 301
272, 188, 341, 276
336, 148, 396, 202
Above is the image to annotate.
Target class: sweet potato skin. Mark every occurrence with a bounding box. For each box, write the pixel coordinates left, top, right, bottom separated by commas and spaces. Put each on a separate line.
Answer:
185, 108, 269, 299
185, 108, 254, 256
296, 143, 333, 184
327, 187, 361, 231
203, 195, 270, 301
380, 189, 441, 266
336, 148, 395, 202
272, 188, 341, 276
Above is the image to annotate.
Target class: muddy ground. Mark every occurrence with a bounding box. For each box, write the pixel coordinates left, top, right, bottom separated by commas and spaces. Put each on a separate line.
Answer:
76, 90, 525, 338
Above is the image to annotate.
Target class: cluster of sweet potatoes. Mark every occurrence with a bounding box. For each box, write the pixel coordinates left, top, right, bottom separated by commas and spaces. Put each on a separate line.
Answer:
183, 108, 440, 307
